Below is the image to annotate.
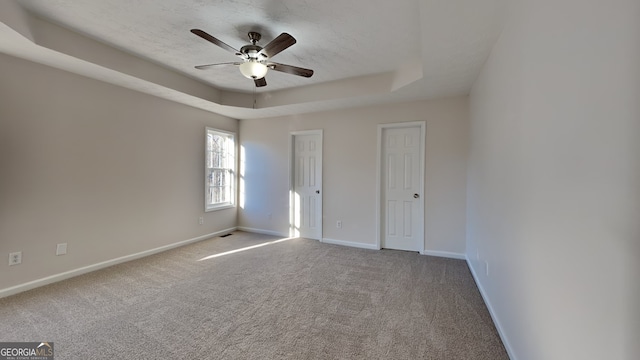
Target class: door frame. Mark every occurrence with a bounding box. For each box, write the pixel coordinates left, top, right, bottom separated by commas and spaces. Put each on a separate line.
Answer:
376, 121, 426, 253
289, 129, 323, 240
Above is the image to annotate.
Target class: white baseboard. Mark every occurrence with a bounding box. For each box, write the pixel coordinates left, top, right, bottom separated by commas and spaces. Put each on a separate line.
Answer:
321, 238, 379, 250
422, 250, 466, 260
465, 256, 517, 360
0, 227, 236, 299
237, 227, 289, 238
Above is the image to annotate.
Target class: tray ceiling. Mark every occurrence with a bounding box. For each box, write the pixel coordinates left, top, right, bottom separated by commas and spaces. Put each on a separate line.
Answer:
1, 0, 506, 119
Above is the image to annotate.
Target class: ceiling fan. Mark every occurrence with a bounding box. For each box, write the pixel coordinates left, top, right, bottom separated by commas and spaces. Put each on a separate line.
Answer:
191, 29, 314, 88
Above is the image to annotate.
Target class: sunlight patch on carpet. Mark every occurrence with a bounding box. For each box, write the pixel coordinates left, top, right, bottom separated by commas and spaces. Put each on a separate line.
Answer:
198, 237, 296, 261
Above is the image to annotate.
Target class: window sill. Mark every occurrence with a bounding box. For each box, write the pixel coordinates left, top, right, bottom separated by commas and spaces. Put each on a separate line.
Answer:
205, 204, 235, 212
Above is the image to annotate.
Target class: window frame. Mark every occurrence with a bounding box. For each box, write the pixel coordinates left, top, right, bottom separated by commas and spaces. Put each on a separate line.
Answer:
205, 127, 236, 212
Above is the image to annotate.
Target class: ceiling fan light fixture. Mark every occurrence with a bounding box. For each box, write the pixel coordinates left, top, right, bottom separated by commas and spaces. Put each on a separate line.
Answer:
191, 29, 314, 86
239, 61, 268, 79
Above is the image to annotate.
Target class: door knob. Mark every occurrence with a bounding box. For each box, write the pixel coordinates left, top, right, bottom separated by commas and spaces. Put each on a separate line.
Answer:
316, 190, 320, 194
413, 193, 419, 199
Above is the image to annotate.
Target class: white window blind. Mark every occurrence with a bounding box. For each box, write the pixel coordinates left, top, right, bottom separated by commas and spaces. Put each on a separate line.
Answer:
205, 128, 235, 211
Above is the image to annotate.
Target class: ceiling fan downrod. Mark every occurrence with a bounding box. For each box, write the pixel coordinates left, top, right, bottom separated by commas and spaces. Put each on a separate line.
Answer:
247, 31, 261, 45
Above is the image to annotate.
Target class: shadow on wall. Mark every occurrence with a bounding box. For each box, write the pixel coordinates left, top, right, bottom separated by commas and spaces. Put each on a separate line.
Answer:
239, 139, 301, 237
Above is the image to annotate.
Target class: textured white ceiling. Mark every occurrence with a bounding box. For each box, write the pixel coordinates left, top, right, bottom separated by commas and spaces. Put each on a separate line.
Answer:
18, 0, 420, 92
2, 0, 506, 119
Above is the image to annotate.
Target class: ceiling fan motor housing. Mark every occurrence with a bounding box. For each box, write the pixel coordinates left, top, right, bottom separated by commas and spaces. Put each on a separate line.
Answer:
240, 44, 263, 60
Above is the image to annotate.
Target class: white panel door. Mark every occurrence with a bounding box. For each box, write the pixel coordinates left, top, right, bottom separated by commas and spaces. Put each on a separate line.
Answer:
381, 126, 423, 251
293, 132, 322, 240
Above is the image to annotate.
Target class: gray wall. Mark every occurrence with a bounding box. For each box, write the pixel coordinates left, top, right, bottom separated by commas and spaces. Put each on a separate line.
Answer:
239, 97, 469, 256
467, 0, 640, 358
0, 54, 238, 291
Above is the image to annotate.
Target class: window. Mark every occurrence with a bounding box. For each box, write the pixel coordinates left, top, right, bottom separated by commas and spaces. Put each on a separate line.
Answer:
205, 128, 235, 211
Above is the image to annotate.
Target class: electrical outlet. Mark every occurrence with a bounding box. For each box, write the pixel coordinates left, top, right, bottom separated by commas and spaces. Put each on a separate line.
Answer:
485, 261, 489, 277
336, 220, 342, 229
56, 243, 68, 256
198, 217, 204, 225
476, 249, 480, 261
9, 252, 22, 266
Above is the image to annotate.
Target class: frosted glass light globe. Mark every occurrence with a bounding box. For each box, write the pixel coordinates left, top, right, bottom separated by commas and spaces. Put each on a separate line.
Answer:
239, 61, 268, 79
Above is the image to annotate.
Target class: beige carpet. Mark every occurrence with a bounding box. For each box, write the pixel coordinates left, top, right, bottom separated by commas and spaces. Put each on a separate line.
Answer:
0, 231, 508, 359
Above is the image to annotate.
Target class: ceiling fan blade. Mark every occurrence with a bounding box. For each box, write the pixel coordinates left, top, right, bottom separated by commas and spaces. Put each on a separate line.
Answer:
195, 62, 242, 70
191, 29, 244, 58
258, 33, 296, 59
254, 77, 267, 87
268, 62, 314, 78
